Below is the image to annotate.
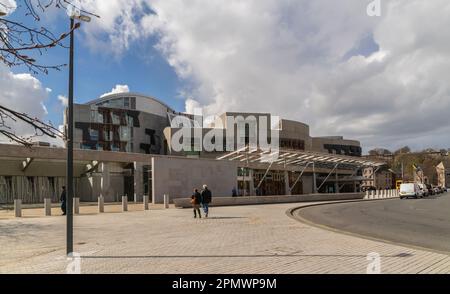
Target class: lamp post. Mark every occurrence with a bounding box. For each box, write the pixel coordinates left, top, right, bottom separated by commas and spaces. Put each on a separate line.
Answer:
66, 12, 90, 256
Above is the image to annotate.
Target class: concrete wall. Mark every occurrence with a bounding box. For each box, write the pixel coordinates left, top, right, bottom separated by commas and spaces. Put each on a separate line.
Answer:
173, 192, 364, 208
302, 176, 314, 194
152, 156, 238, 204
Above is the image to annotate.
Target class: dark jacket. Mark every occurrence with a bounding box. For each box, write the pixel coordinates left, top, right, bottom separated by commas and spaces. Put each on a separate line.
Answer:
191, 192, 202, 205
60, 190, 66, 202
201, 188, 212, 204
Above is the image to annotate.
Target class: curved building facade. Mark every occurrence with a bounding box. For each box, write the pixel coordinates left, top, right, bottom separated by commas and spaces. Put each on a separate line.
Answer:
71, 93, 178, 154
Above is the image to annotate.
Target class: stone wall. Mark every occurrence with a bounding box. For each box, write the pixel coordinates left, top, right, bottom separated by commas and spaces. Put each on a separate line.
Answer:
173, 192, 364, 208
152, 156, 238, 204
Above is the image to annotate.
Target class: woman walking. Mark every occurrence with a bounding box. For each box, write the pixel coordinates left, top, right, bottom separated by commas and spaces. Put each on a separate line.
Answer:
191, 189, 202, 218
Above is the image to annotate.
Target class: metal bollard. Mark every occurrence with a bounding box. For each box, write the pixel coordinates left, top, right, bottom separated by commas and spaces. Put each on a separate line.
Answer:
164, 194, 169, 209
143, 195, 149, 210
122, 196, 128, 212
134, 193, 137, 203
98, 196, 104, 213
44, 198, 52, 216
74, 197, 80, 214
14, 199, 22, 217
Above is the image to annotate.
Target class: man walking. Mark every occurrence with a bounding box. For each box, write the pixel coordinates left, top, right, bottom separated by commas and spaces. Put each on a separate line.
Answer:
60, 186, 67, 216
201, 184, 212, 218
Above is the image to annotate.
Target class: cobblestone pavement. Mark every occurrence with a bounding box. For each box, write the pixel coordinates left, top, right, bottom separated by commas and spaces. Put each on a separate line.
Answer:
0, 201, 449, 274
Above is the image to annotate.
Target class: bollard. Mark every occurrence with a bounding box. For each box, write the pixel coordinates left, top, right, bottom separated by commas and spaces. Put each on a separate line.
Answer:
98, 196, 104, 213
164, 194, 169, 209
74, 197, 80, 214
143, 195, 149, 210
44, 198, 52, 216
122, 196, 128, 212
14, 199, 22, 218
134, 193, 138, 203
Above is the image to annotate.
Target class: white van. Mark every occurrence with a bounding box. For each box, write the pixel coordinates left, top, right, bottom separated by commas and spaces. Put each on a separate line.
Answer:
399, 183, 422, 199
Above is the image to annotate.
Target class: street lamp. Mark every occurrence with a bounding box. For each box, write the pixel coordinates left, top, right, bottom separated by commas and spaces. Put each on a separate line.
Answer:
66, 12, 91, 256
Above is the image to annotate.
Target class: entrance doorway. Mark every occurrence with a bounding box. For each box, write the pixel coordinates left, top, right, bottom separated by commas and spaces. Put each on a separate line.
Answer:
124, 176, 134, 201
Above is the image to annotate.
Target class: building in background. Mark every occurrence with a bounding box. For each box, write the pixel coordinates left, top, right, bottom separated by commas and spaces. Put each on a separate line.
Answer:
1, 93, 382, 204
70, 92, 195, 154
436, 161, 450, 188
361, 166, 396, 190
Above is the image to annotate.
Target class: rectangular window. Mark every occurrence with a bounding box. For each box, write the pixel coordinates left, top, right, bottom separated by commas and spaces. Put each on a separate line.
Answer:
89, 128, 99, 141
112, 113, 121, 125
127, 115, 134, 126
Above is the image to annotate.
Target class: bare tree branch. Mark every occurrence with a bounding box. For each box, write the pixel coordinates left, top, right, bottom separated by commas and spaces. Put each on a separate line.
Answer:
0, 104, 65, 147
0, 0, 98, 146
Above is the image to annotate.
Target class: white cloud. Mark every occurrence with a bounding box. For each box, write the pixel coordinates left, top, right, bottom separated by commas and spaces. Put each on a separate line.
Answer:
78, 0, 148, 56
100, 84, 130, 98
0, 63, 58, 144
0, 0, 17, 15
10, 0, 448, 152
57, 95, 68, 107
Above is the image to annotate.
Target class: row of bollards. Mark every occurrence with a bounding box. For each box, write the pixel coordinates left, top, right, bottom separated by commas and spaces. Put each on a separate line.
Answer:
13, 194, 169, 217
364, 189, 399, 200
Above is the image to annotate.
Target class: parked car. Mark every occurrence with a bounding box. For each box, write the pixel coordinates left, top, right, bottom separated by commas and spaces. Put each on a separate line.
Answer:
418, 183, 429, 197
426, 184, 434, 195
399, 183, 422, 199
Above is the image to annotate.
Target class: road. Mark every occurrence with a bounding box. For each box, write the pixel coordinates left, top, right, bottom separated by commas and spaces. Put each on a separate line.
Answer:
295, 191, 450, 254
2, 201, 450, 273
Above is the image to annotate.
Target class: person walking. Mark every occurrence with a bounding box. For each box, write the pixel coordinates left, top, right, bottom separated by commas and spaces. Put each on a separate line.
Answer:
191, 189, 202, 218
232, 187, 237, 197
201, 184, 212, 218
60, 186, 67, 216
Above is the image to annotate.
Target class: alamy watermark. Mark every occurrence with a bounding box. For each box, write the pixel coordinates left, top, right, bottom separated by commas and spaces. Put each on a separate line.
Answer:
367, 0, 381, 17
366, 252, 381, 274
66, 252, 81, 274
168, 109, 280, 162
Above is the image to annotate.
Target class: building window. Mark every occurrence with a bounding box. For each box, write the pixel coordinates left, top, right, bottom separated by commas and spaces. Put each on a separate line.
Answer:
89, 128, 99, 141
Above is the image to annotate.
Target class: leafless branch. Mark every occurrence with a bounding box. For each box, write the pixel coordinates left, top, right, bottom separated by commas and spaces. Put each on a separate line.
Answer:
0, 0, 98, 74
0, 104, 65, 146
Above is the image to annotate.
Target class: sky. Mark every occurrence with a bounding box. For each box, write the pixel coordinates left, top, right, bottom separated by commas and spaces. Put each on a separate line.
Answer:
1, 0, 450, 153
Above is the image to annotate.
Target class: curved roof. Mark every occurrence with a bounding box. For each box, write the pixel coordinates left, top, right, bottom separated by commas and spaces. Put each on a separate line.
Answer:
85, 92, 175, 112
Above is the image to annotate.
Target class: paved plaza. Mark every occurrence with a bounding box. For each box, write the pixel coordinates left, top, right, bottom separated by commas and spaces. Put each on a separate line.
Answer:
1, 201, 449, 274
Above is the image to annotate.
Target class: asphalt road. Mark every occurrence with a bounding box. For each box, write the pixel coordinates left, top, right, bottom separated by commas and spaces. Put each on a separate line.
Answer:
295, 191, 450, 254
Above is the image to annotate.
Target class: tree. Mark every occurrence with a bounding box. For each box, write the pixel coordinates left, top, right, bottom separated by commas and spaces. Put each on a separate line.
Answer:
0, 0, 97, 146
368, 148, 392, 156
394, 146, 411, 155
0, 104, 64, 146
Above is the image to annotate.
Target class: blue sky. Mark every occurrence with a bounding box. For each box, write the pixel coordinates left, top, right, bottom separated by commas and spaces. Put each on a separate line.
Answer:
2, 0, 450, 152
8, 8, 185, 127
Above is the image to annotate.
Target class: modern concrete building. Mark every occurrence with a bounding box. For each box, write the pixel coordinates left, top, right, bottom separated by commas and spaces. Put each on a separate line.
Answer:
70, 92, 196, 154
0, 93, 383, 204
